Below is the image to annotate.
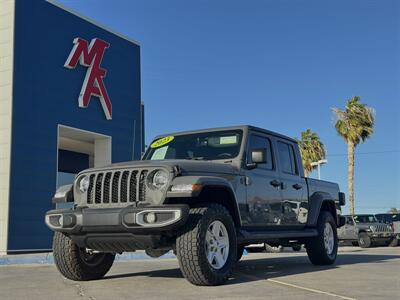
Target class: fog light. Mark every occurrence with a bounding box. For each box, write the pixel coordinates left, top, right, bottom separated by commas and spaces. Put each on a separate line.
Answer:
144, 212, 157, 224
62, 215, 74, 227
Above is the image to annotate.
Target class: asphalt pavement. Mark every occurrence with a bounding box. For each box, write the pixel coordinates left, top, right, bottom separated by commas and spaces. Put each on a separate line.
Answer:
0, 246, 399, 300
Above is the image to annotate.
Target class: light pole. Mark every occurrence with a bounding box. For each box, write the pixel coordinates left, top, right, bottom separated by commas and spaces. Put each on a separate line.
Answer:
310, 159, 328, 180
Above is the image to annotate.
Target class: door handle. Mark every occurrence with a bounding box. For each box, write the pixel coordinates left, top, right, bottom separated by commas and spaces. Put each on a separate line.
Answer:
292, 183, 303, 190
270, 180, 281, 187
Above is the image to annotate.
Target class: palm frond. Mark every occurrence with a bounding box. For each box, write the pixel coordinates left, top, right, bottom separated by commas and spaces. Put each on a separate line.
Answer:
332, 96, 375, 146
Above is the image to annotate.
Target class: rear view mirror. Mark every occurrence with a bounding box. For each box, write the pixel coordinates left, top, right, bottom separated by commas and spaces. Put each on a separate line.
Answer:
251, 148, 266, 164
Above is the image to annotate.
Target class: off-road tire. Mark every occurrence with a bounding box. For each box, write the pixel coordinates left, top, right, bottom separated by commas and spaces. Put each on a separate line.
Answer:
306, 211, 338, 265
53, 232, 115, 281
236, 245, 245, 262
388, 238, 398, 247
358, 232, 371, 248
176, 203, 237, 286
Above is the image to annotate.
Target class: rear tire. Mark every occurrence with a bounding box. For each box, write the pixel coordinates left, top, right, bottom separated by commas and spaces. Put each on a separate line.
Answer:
306, 211, 338, 265
176, 203, 237, 286
53, 232, 115, 281
358, 232, 371, 248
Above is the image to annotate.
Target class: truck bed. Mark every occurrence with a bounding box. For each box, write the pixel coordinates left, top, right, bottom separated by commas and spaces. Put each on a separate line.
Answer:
305, 177, 340, 202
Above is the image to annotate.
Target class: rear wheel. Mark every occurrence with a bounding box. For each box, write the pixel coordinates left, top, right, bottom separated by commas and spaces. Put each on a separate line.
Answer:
358, 232, 371, 248
53, 232, 115, 281
306, 211, 338, 265
176, 203, 237, 286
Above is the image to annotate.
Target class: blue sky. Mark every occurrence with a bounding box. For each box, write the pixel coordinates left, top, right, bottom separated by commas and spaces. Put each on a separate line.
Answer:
58, 0, 400, 214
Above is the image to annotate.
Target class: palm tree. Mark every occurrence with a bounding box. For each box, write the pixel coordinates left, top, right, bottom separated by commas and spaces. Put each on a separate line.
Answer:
296, 129, 326, 177
332, 96, 375, 215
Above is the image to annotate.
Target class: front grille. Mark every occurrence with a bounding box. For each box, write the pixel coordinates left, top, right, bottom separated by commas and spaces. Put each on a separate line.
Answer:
85, 169, 148, 206
374, 224, 391, 233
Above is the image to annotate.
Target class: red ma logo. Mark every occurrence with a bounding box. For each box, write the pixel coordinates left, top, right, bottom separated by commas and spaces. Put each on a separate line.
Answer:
64, 37, 112, 120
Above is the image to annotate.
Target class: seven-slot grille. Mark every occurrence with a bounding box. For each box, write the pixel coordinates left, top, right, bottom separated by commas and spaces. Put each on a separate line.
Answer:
374, 224, 391, 233
85, 169, 148, 205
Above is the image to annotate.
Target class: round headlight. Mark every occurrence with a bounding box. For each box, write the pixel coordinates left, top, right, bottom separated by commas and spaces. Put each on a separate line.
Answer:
151, 170, 169, 189
79, 176, 90, 193
144, 212, 157, 224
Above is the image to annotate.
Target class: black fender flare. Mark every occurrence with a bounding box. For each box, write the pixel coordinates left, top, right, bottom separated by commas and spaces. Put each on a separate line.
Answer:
307, 192, 339, 227
167, 176, 242, 227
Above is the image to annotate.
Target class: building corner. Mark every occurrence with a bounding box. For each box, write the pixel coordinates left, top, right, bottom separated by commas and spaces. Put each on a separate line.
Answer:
0, 0, 15, 254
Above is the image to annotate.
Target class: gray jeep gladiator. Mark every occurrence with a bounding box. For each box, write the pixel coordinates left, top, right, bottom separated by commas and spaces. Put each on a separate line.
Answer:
338, 214, 394, 248
45, 125, 346, 286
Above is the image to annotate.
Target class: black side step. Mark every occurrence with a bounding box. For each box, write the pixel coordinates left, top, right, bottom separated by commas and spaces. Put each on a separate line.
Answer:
237, 228, 318, 244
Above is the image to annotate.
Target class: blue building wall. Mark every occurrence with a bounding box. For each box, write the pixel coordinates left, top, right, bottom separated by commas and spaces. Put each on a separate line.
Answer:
8, 0, 141, 251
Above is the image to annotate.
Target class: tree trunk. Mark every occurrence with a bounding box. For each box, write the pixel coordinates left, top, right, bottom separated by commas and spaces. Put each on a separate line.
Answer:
348, 141, 355, 215
304, 169, 309, 177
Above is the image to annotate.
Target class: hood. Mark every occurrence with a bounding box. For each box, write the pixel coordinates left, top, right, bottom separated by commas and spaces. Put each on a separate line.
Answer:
82, 159, 239, 175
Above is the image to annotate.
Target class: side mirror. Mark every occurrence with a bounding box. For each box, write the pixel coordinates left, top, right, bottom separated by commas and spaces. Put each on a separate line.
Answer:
251, 148, 266, 164
247, 148, 267, 169
339, 192, 346, 206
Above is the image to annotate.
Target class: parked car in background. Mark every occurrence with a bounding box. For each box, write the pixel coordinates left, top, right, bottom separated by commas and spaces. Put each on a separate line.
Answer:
338, 215, 394, 248
375, 213, 400, 246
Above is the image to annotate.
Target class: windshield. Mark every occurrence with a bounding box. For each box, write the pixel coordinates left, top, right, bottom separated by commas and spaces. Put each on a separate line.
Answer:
376, 214, 400, 223
144, 130, 243, 161
354, 215, 378, 223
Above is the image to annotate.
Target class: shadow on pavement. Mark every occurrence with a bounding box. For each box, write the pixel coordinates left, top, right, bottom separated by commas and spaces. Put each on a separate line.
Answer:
103, 253, 400, 285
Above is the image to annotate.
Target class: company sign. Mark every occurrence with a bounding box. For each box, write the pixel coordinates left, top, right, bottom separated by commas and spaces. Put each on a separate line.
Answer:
64, 37, 112, 120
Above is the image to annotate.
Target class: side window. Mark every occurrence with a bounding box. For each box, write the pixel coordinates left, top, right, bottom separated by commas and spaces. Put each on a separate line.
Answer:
277, 141, 298, 175
346, 217, 354, 225
247, 134, 273, 170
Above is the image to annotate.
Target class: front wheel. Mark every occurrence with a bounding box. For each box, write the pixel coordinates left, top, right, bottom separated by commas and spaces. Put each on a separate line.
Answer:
306, 211, 338, 265
358, 232, 371, 248
388, 237, 398, 247
53, 232, 115, 281
176, 203, 237, 286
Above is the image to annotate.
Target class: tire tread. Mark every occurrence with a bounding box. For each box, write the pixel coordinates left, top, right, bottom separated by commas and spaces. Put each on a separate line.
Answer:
53, 232, 115, 281
176, 203, 236, 286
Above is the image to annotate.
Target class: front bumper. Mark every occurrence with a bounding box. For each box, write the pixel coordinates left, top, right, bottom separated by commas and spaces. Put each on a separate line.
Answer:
45, 204, 189, 234
369, 232, 394, 240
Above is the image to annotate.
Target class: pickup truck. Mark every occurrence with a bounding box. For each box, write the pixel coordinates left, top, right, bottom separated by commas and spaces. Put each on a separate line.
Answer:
338, 214, 395, 247
375, 213, 400, 246
45, 125, 345, 286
